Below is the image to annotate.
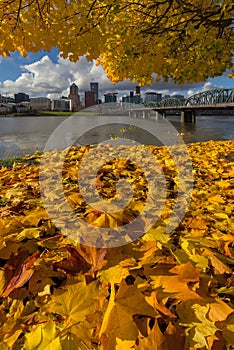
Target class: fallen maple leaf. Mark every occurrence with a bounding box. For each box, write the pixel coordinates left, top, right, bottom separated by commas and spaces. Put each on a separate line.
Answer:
150, 262, 201, 302
53, 245, 91, 275
1, 251, 39, 297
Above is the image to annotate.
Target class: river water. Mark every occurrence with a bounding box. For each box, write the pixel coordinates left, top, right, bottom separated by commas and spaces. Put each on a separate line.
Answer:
0, 114, 233, 159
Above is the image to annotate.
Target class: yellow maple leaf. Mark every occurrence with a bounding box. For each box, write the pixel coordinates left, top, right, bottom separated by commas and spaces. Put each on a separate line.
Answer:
150, 262, 201, 302
23, 318, 62, 350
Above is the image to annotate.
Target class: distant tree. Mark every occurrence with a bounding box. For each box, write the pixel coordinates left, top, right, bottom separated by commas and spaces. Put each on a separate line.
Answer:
0, 0, 233, 84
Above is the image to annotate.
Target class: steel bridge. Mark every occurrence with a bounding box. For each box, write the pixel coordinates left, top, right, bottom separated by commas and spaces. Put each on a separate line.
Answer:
186, 88, 234, 106
130, 88, 234, 123
150, 88, 234, 108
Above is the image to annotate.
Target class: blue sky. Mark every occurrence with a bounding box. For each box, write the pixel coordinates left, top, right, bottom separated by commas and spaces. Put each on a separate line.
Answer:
0, 49, 233, 101
0, 48, 59, 82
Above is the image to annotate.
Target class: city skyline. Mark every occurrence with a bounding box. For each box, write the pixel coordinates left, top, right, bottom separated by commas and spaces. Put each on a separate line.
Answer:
0, 49, 233, 100
0, 83, 172, 106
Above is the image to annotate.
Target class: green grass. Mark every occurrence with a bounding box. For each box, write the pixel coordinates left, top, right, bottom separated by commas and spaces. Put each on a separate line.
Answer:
0, 154, 41, 169
38, 110, 76, 116
39, 110, 102, 116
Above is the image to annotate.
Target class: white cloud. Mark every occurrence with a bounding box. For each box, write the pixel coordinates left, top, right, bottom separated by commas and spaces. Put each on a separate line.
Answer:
202, 81, 220, 91
187, 89, 195, 97
185, 81, 221, 98
0, 54, 225, 101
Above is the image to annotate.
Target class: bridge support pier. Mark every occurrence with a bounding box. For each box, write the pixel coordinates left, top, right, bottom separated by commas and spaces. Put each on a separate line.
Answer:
181, 110, 196, 123
142, 110, 150, 119
129, 110, 137, 118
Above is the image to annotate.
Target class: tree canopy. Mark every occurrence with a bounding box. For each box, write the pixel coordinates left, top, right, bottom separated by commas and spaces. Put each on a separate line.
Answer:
0, 0, 233, 85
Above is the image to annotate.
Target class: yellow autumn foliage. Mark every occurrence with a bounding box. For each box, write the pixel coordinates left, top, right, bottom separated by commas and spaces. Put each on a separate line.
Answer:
0, 0, 233, 84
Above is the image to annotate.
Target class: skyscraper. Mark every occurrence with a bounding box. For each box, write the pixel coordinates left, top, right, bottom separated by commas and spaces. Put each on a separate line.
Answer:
85, 91, 96, 108
68, 83, 81, 111
90, 82, 99, 104
70, 83, 78, 95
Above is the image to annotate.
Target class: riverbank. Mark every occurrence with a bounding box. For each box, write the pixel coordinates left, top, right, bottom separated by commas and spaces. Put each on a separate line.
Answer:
0, 153, 41, 169
1, 110, 76, 117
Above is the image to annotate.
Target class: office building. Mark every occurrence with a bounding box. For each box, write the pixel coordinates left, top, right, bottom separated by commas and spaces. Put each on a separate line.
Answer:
122, 88, 143, 104
144, 92, 162, 104
14, 93, 30, 104
135, 86, 141, 95
30, 97, 51, 110
52, 99, 71, 111
68, 83, 81, 111
104, 93, 118, 103
85, 91, 96, 108
90, 82, 99, 104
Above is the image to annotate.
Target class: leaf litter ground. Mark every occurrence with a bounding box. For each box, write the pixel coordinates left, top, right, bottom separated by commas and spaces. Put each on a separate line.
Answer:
0, 140, 233, 349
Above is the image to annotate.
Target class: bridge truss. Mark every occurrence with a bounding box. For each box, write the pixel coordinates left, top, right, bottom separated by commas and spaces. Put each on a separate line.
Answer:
185, 88, 234, 106
145, 88, 234, 108
156, 97, 185, 107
